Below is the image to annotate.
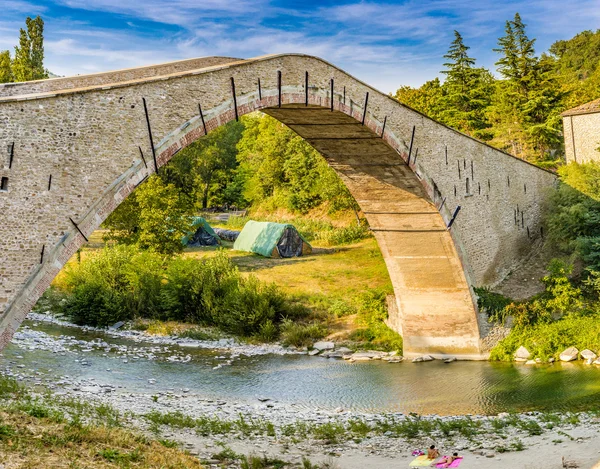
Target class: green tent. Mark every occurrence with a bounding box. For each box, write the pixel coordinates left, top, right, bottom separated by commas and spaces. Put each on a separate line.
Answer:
233, 221, 312, 258
182, 217, 220, 246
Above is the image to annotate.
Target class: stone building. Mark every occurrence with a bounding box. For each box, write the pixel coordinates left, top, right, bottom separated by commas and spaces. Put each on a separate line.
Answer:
562, 98, 600, 163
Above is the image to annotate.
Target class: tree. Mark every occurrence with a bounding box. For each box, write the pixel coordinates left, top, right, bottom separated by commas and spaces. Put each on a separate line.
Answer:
237, 113, 357, 213
12, 16, 48, 82
0, 51, 12, 83
394, 78, 446, 121
490, 13, 563, 162
439, 31, 493, 136
161, 120, 245, 209
135, 176, 191, 255
102, 192, 140, 245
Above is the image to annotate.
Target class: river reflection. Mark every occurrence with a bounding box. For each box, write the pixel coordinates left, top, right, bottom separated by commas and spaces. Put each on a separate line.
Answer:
3, 321, 600, 416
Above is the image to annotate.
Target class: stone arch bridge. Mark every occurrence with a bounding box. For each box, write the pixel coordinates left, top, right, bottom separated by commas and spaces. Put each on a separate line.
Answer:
0, 54, 556, 358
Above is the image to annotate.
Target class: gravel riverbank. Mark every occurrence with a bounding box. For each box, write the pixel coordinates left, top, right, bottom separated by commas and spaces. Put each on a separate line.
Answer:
2, 312, 600, 469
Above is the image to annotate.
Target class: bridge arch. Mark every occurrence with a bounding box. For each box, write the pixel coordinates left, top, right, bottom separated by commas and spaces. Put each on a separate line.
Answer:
0, 54, 556, 357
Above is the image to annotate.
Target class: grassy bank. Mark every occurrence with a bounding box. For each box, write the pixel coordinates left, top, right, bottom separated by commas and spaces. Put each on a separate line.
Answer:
0, 377, 203, 469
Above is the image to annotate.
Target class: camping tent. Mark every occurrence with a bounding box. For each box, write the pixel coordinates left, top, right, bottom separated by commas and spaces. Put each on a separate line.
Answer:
233, 221, 312, 258
182, 217, 220, 246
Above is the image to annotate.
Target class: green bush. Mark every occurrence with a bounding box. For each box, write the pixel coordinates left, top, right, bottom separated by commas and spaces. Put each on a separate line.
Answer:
62, 282, 129, 328
473, 286, 512, 323
58, 245, 165, 327
55, 246, 302, 337
280, 319, 327, 347
490, 313, 600, 360
349, 289, 403, 352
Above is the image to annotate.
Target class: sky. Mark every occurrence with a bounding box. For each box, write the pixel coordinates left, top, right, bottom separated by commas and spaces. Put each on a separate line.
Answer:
1, 0, 599, 93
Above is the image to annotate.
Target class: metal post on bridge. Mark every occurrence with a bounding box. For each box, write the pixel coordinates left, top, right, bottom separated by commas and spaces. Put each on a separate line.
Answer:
447, 205, 461, 230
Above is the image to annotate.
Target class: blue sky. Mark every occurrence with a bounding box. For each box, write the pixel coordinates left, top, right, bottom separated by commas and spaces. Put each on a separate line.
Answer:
1, 0, 599, 92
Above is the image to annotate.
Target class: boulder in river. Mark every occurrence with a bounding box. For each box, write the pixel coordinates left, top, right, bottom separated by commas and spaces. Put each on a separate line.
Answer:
422, 355, 434, 361
559, 346, 579, 362
580, 349, 597, 360
312, 341, 335, 351
525, 360, 536, 365
514, 346, 531, 361
308, 349, 320, 356
593, 358, 600, 365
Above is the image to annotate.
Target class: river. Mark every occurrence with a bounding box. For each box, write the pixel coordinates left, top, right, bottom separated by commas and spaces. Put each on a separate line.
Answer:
4, 318, 600, 416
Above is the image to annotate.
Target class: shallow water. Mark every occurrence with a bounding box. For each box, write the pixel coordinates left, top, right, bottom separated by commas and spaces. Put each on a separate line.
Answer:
4, 321, 600, 416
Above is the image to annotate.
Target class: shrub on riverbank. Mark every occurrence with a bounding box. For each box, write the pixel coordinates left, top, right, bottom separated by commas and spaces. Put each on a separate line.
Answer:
490, 313, 600, 361
487, 259, 600, 360
349, 289, 403, 352
52, 245, 305, 338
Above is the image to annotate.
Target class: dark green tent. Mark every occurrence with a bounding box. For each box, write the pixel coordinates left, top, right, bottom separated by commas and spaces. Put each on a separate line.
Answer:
182, 217, 220, 247
233, 221, 311, 258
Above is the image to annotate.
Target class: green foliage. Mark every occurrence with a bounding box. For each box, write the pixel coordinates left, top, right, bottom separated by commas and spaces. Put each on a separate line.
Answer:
97, 448, 142, 463
56, 246, 302, 336
161, 252, 297, 336
135, 176, 192, 255
441, 30, 493, 136
0, 51, 12, 83
349, 289, 403, 352
237, 114, 357, 214
395, 78, 445, 119
490, 312, 600, 361
12, 16, 47, 82
393, 15, 599, 164
486, 259, 583, 329
546, 163, 600, 268
103, 175, 193, 255
279, 319, 327, 347
473, 286, 513, 322
163, 120, 245, 208
58, 245, 164, 327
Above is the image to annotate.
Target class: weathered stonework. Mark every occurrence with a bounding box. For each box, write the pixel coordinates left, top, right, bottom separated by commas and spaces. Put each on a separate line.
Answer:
562, 110, 600, 164
0, 54, 556, 358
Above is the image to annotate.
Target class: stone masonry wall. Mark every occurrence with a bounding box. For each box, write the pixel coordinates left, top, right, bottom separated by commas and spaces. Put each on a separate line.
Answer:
563, 113, 600, 164
0, 54, 557, 354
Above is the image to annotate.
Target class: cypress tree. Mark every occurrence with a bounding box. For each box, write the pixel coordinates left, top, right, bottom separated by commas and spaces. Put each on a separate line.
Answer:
0, 51, 12, 83
12, 16, 47, 82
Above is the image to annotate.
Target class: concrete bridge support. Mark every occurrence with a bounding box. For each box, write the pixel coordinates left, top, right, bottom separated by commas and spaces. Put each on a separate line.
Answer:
0, 54, 556, 357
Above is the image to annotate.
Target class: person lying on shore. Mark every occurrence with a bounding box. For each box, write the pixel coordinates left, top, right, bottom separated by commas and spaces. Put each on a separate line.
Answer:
433, 452, 461, 468
427, 445, 440, 460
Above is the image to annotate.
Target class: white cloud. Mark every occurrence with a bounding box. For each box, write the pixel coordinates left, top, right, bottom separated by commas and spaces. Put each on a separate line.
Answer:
4, 0, 599, 92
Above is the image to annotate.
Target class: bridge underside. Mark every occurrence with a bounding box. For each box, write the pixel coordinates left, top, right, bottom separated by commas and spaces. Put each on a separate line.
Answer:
265, 105, 480, 357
